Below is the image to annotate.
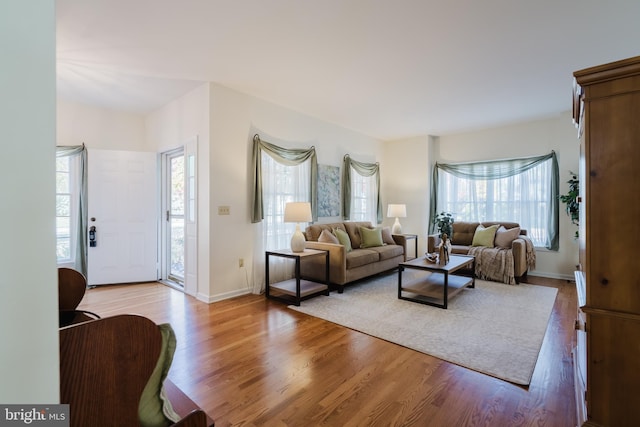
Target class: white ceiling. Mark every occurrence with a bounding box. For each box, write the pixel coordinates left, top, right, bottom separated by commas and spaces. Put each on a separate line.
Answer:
56, 0, 640, 140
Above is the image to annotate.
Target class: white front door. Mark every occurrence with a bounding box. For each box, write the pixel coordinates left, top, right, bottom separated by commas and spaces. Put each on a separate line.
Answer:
87, 149, 158, 286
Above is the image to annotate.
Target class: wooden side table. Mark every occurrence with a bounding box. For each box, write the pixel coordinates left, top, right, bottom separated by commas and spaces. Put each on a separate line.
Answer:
265, 248, 330, 306
395, 233, 418, 260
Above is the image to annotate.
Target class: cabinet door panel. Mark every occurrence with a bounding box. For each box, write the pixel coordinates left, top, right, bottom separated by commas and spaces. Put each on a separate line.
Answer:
586, 91, 640, 312
587, 314, 640, 426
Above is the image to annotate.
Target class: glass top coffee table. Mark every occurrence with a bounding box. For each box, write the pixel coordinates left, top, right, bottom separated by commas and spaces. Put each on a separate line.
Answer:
398, 254, 475, 309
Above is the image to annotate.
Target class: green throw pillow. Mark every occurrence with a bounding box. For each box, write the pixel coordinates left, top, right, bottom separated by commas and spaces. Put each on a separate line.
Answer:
359, 227, 384, 248
333, 228, 352, 252
138, 323, 181, 427
471, 224, 499, 247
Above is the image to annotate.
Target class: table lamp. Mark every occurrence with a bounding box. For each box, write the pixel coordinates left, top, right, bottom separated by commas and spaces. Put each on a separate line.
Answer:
284, 202, 312, 252
387, 204, 406, 234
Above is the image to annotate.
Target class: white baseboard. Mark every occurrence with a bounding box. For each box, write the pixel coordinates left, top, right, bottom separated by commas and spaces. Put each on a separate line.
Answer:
529, 271, 574, 281
197, 287, 251, 304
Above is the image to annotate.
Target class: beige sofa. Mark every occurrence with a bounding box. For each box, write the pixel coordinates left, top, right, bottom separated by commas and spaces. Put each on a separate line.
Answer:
427, 221, 535, 284
302, 221, 408, 292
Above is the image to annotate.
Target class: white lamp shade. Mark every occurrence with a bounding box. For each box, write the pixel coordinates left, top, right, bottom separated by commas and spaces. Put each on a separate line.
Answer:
284, 202, 312, 223
387, 204, 406, 218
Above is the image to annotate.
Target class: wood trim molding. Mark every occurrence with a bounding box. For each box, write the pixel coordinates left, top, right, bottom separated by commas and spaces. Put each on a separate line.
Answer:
574, 55, 640, 86
581, 305, 640, 323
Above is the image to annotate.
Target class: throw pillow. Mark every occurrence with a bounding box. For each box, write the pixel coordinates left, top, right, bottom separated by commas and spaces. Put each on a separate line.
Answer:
471, 224, 499, 247
381, 226, 396, 245
138, 323, 181, 427
333, 228, 353, 252
359, 226, 384, 248
318, 229, 339, 244
494, 226, 521, 248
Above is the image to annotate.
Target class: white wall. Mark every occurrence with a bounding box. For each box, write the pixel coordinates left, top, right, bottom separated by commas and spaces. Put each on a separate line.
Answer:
145, 83, 211, 299
57, 100, 148, 151
207, 83, 383, 301
0, 0, 58, 403
434, 113, 579, 279
381, 135, 433, 255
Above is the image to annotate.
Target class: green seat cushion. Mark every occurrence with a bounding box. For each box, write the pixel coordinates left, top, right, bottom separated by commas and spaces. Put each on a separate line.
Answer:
138, 323, 181, 427
359, 227, 384, 248
471, 224, 499, 247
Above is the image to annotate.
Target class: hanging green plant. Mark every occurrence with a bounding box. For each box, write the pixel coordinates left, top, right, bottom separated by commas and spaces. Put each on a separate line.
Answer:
559, 172, 579, 238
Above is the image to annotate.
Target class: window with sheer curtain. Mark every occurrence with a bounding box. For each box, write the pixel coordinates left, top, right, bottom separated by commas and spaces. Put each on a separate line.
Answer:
260, 152, 311, 252
250, 135, 317, 294
431, 152, 559, 249
341, 155, 382, 224
56, 144, 88, 275
349, 169, 378, 224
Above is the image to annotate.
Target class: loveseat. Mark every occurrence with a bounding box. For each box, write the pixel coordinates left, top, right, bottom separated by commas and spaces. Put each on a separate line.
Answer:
302, 221, 408, 292
427, 221, 536, 284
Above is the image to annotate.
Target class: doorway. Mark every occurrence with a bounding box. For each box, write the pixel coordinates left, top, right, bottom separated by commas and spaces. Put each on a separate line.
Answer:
162, 148, 185, 287
87, 149, 158, 286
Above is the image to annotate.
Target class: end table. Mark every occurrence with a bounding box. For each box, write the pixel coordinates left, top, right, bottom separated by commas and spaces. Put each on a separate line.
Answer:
394, 233, 418, 260
265, 248, 330, 306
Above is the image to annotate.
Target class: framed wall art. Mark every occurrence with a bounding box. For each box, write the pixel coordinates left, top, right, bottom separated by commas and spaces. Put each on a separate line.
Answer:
317, 164, 340, 218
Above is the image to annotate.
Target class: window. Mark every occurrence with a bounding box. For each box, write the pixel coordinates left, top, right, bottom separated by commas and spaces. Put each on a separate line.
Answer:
250, 134, 318, 294
163, 149, 185, 284
261, 152, 311, 251
56, 145, 88, 274
341, 155, 382, 224
56, 156, 77, 263
349, 169, 377, 224
432, 153, 558, 249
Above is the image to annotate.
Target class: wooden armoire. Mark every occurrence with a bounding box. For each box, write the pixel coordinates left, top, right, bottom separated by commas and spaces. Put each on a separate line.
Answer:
572, 56, 640, 426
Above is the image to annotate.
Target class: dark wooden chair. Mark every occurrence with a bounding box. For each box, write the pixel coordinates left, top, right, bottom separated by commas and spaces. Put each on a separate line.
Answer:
59, 314, 214, 427
58, 267, 100, 327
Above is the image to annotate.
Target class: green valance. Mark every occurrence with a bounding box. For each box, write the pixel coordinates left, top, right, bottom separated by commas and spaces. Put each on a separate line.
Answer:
434, 151, 557, 179
251, 134, 318, 223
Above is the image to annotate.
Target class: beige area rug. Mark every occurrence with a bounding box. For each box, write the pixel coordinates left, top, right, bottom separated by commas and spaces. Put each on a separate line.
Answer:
289, 272, 558, 385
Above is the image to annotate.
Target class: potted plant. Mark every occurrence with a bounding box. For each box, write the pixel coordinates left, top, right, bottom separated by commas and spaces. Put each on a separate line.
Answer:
434, 211, 454, 239
559, 172, 579, 238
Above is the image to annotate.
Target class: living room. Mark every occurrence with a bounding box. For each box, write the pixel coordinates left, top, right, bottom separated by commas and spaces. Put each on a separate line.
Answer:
58, 83, 579, 302
4, 1, 640, 426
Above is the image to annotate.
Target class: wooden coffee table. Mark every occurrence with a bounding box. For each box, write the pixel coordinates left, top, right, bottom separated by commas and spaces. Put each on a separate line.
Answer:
398, 254, 475, 309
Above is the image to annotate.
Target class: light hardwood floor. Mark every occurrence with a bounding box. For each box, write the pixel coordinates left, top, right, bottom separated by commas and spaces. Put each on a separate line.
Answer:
79, 274, 577, 427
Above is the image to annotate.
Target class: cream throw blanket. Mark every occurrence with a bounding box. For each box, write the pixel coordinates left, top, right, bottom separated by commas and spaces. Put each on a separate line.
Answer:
468, 238, 536, 285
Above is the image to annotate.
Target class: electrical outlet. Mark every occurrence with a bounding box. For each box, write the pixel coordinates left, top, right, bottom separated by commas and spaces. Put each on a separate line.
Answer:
239, 258, 244, 268
218, 206, 230, 215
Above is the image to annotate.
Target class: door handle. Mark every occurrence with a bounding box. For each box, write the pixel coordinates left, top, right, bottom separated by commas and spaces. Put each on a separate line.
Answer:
89, 226, 97, 247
